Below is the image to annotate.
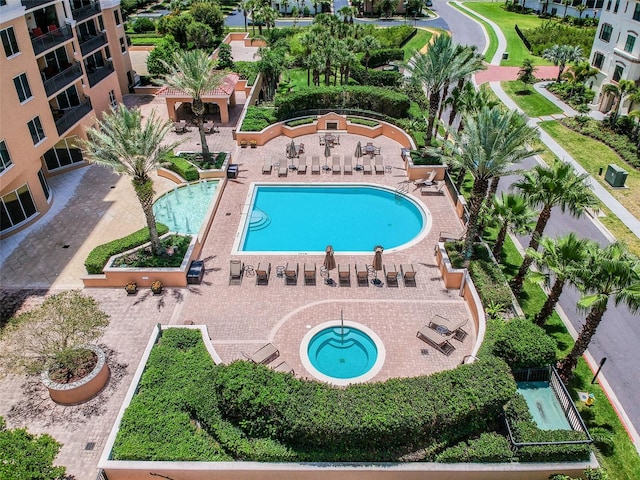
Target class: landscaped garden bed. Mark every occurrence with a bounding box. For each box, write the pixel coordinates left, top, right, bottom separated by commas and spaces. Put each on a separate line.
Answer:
110, 234, 191, 269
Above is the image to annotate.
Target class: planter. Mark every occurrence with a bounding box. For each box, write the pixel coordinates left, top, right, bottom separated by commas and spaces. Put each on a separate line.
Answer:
151, 281, 163, 295
125, 283, 137, 295
42, 345, 110, 405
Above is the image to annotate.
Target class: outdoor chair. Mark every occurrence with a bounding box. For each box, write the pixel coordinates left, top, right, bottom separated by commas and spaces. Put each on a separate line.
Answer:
297, 155, 307, 174
416, 325, 455, 356
272, 361, 294, 374
304, 263, 316, 286
285, 262, 299, 285
298, 142, 305, 154
245, 343, 280, 364
319, 135, 325, 145
356, 264, 369, 287
384, 264, 398, 287
343, 155, 353, 174
438, 228, 467, 242
428, 314, 468, 342
334, 134, 340, 145
262, 159, 272, 174
421, 181, 446, 195
229, 260, 243, 285
414, 170, 437, 186
278, 162, 288, 177
374, 155, 384, 174
32, 27, 44, 37
338, 264, 351, 287
311, 156, 321, 174
255, 262, 271, 286
401, 264, 416, 287
362, 157, 372, 174
173, 121, 187, 133
374, 146, 381, 155
332, 155, 341, 174
203, 121, 214, 134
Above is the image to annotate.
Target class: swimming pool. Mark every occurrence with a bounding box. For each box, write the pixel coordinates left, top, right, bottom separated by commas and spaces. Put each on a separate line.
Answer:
517, 381, 572, 431
153, 180, 219, 235
236, 184, 430, 253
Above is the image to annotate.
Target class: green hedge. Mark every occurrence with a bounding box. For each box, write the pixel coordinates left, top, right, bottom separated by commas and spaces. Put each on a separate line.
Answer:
492, 318, 557, 369
275, 86, 410, 120
365, 48, 404, 69
371, 25, 416, 48
285, 117, 316, 127
347, 117, 379, 127
162, 153, 199, 181
240, 106, 277, 131
234, 61, 258, 86
435, 432, 514, 463
84, 224, 169, 274
351, 65, 402, 87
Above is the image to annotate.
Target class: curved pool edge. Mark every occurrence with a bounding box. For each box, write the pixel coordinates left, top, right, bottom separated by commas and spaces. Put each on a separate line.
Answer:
299, 320, 386, 386
232, 182, 432, 255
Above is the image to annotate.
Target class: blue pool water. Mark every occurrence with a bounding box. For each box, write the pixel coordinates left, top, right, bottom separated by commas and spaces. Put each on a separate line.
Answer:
308, 327, 378, 379
153, 181, 219, 234
241, 185, 428, 252
517, 382, 572, 431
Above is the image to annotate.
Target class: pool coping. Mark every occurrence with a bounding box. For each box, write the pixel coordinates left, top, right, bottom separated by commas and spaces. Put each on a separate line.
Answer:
231, 182, 432, 256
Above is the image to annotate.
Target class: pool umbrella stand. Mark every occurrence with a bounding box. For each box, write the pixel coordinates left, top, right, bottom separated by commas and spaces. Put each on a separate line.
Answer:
323, 245, 336, 285
354, 141, 363, 171
372, 245, 383, 286
287, 139, 297, 170
323, 143, 331, 171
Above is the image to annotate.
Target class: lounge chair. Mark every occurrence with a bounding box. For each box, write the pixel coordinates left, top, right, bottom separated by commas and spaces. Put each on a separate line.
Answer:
278, 163, 288, 177
356, 264, 369, 287
334, 134, 340, 145
374, 155, 384, 174
429, 314, 468, 342
229, 260, 243, 285
414, 170, 437, 186
343, 155, 353, 174
304, 263, 316, 286
401, 264, 416, 287
332, 155, 341, 174
338, 264, 350, 287
311, 155, 320, 174
285, 262, 299, 285
255, 262, 271, 286
416, 325, 455, 356
173, 121, 187, 133
297, 155, 307, 174
319, 135, 325, 146
247, 343, 280, 364
262, 159, 272, 174
203, 121, 214, 134
384, 264, 398, 287
362, 157, 372, 174
421, 181, 446, 195
298, 142, 305, 154
272, 361, 294, 374
438, 228, 467, 242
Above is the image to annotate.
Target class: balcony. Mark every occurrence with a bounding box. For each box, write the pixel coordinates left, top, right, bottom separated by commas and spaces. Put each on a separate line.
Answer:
43, 62, 83, 97
54, 99, 92, 135
87, 62, 114, 87
79, 32, 107, 56
32, 25, 73, 56
72, 2, 101, 22
21, 0, 54, 9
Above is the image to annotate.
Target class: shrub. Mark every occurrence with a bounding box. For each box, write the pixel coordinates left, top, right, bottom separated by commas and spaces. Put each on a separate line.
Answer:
522, 21, 596, 57
347, 117, 379, 127
132, 17, 155, 33
351, 65, 401, 87
110, 234, 192, 268
371, 25, 416, 48
84, 224, 169, 274
285, 117, 316, 127
547, 81, 595, 109
492, 318, 557, 368
365, 48, 404, 69
234, 61, 259, 85
436, 432, 514, 463
147, 35, 179, 76
162, 152, 199, 181
468, 256, 514, 309
589, 426, 615, 455
240, 106, 277, 131
275, 86, 410, 119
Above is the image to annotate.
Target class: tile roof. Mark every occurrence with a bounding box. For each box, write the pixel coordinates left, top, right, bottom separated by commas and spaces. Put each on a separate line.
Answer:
158, 73, 240, 98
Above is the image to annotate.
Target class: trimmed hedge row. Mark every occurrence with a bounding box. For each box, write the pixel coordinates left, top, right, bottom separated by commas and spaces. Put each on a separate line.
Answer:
435, 432, 514, 463
162, 153, 199, 181
84, 224, 169, 274
365, 48, 404, 69
285, 117, 316, 127
275, 86, 410, 120
347, 117, 379, 127
492, 318, 557, 369
240, 106, 277, 132
351, 65, 402, 87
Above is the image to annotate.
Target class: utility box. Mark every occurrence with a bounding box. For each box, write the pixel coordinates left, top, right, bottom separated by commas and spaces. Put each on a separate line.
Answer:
502, 52, 509, 60
605, 164, 628, 187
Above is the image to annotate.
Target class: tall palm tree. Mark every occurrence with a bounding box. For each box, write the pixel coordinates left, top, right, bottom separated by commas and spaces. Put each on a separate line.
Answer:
528, 233, 595, 326
557, 243, 640, 382
437, 45, 485, 123
490, 192, 538, 261
510, 160, 599, 293
161, 50, 224, 163
240, 0, 253, 32
449, 106, 539, 264
81, 106, 178, 255
359, 35, 380, 71
542, 44, 584, 83
602, 79, 637, 119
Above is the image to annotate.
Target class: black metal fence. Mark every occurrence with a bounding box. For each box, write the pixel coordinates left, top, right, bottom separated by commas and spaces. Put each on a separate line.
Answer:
514, 24, 532, 51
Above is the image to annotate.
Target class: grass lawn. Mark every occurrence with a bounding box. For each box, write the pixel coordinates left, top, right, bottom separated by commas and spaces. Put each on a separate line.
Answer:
402, 28, 433, 61
501, 81, 563, 117
451, 3, 498, 62
463, 2, 553, 67
498, 234, 640, 479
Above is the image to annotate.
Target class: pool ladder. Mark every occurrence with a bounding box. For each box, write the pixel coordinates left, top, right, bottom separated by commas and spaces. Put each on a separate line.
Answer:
394, 181, 410, 200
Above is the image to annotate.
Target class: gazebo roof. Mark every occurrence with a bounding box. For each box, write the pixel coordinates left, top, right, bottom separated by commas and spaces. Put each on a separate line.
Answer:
157, 73, 240, 98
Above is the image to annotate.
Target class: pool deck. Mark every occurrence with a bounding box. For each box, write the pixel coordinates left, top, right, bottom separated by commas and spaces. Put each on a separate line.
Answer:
0, 95, 473, 480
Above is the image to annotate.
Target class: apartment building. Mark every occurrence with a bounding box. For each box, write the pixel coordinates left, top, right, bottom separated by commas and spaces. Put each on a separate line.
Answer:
589, 0, 640, 112
0, 0, 133, 238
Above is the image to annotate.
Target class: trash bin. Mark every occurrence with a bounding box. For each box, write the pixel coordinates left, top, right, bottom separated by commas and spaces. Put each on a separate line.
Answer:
227, 164, 238, 179
502, 52, 509, 60
187, 260, 204, 284
605, 164, 628, 187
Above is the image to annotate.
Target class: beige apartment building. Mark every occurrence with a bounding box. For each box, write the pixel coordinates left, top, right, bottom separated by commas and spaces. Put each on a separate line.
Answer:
0, 0, 133, 238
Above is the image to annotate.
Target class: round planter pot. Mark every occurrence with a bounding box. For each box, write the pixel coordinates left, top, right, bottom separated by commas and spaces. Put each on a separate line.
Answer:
42, 345, 110, 405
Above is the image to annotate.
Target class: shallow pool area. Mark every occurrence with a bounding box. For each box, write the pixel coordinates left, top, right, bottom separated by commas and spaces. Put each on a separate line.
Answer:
517, 381, 572, 431
153, 180, 219, 235
237, 184, 430, 253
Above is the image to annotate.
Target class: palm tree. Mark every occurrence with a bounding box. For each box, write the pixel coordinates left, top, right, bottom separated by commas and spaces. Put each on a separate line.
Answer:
542, 44, 584, 83
282, 0, 290, 15
359, 35, 380, 71
490, 192, 538, 261
81, 106, 178, 255
528, 233, 595, 326
240, 0, 253, 32
449, 106, 539, 264
161, 50, 224, 163
510, 160, 599, 294
602, 79, 637, 119
557, 242, 640, 382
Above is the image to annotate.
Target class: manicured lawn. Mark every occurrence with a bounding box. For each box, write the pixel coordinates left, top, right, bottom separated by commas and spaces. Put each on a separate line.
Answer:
402, 28, 433, 61
501, 81, 563, 117
463, 2, 553, 67
451, 3, 498, 62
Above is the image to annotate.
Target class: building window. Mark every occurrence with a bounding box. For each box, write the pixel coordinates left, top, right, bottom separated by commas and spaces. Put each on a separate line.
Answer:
119, 36, 126, 53
600, 23, 613, 42
97, 15, 104, 31
109, 90, 117, 108
0, 140, 13, 173
27, 117, 46, 145
42, 137, 84, 171
625, 34, 636, 53
37, 169, 51, 200
612, 65, 624, 82
114, 9, 121, 25
613, 0, 620, 12
13, 73, 33, 103
634, 3, 640, 20
0, 185, 38, 232
592, 52, 605, 69
1, 27, 19, 58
